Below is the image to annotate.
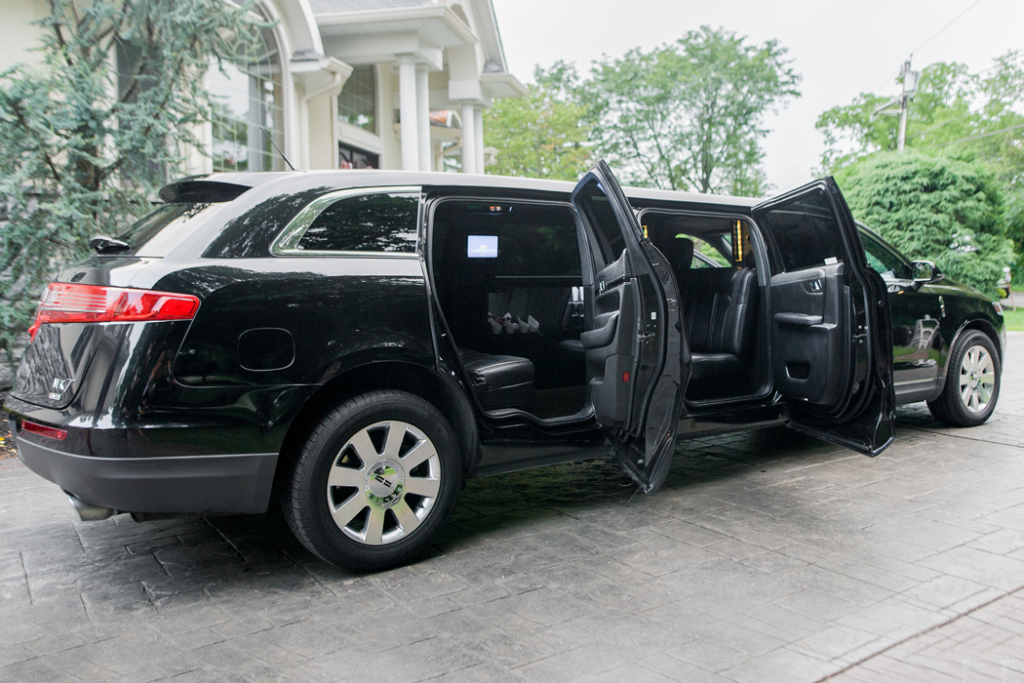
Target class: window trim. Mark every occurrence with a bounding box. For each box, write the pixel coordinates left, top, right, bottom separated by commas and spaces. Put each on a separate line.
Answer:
271, 186, 421, 258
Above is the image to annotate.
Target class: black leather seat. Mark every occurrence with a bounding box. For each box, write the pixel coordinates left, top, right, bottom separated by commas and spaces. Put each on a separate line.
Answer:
660, 237, 694, 291
460, 349, 535, 411
684, 268, 758, 380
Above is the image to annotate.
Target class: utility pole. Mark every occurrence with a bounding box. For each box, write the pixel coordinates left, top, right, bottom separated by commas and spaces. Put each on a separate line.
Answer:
872, 58, 920, 153
897, 59, 920, 153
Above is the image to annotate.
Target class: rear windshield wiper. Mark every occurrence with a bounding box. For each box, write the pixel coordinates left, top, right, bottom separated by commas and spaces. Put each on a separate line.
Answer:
90, 235, 131, 254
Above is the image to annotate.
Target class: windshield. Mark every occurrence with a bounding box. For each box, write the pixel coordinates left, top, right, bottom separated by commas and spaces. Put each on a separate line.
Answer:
114, 202, 227, 257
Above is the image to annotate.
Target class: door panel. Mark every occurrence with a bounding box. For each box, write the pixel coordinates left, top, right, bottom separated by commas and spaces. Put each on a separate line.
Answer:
581, 250, 637, 430
771, 265, 849, 406
754, 178, 895, 456
572, 161, 684, 493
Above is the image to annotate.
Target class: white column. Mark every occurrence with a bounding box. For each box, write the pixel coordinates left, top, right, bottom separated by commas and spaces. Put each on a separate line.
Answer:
460, 101, 476, 174
398, 55, 419, 171
416, 65, 431, 172
474, 106, 485, 174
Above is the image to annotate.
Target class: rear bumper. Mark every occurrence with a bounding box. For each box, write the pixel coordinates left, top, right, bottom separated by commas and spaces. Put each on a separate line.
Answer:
14, 428, 277, 515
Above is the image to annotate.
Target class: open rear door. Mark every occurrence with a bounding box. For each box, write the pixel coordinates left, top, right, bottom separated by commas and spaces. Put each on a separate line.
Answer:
572, 161, 685, 493
753, 178, 895, 456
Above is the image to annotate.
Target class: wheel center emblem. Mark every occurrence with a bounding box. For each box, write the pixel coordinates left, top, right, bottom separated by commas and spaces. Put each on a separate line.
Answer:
365, 459, 405, 508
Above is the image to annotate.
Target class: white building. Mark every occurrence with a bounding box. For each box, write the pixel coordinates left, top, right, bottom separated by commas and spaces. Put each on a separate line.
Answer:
0, 0, 526, 175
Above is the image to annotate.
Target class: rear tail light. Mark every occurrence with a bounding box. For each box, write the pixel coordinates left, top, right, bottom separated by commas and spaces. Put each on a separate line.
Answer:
28, 283, 200, 340
21, 421, 68, 441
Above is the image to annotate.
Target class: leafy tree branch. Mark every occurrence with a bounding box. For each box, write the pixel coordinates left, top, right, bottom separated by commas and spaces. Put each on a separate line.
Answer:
0, 0, 270, 359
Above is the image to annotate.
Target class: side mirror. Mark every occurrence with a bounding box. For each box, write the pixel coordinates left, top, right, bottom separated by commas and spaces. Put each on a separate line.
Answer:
911, 260, 940, 289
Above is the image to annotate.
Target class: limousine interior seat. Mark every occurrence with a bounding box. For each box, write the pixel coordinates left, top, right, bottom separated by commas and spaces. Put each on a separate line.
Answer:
660, 237, 695, 290
684, 267, 758, 380
459, 349, 535, 412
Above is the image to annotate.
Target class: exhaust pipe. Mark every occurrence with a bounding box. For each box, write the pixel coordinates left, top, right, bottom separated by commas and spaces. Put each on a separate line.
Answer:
68, 494, 116, 521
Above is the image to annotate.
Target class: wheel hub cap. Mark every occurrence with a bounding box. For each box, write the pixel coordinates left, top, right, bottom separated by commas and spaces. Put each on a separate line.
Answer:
364, 459, 405, 508
959, 344, 995, 414
326, 419, 442, 546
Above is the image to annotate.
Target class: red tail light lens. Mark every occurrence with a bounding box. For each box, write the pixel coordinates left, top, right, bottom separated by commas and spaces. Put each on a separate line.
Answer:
21, 421, 68, 441
28, 284, 200, 340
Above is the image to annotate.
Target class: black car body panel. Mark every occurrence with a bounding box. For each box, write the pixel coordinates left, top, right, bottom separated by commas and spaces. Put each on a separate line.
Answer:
5, 168, 997, 524
856, 222, 1005, 406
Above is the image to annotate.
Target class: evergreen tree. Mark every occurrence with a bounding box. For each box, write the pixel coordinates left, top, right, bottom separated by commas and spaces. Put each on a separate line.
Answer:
0, 0, 268, 358
817, 53, 1024, 283
836, 152, 1013, 296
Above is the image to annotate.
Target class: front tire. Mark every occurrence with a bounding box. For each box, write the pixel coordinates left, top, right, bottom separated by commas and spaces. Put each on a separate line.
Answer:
282, 390, 462, 571
927, 330, 1001, 427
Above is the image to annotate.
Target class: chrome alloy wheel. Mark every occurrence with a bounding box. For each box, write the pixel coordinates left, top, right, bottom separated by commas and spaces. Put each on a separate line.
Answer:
959, 344, 996, 414
326, 420, 441, 545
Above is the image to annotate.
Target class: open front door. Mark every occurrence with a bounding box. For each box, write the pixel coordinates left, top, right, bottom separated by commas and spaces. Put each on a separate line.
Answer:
753, 178, 895, 456
572, 161, 685, 493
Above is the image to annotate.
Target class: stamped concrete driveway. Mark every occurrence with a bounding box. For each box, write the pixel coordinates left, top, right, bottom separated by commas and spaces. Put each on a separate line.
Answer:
2, 334, 1023, 683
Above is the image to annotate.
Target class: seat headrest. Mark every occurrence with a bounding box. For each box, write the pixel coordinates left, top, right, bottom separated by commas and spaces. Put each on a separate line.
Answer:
663, 238, 694, 271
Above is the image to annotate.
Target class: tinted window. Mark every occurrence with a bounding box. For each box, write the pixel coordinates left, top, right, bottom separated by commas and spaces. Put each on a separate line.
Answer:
576, 179, 625, 265
116, 202, 227, 257
861, 231, 910, 281
759, 190, 844, 272
431, 202, 581, 277
496, 215, 581, 277
297, 192, 418, 253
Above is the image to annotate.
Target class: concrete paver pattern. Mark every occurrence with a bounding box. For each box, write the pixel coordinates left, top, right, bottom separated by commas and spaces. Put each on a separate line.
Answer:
1, 333, 1023, 683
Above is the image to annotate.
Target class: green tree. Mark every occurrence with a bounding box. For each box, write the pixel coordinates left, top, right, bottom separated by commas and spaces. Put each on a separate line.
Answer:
484, 62, 591, 181
817, 61, 1000, 172
836, 152, 1013, 296
583, 26, 800, 195
817, 52, 1024, 283
0, 0, 267, 358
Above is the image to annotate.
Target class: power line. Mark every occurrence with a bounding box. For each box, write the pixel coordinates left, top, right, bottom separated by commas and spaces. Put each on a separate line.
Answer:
914, 112, 975, 137
872, 0, 984, 93
773, 150, 823, 182
917, 122, 1024, 149
874, 67, 902, 94
909, 0, 984, 57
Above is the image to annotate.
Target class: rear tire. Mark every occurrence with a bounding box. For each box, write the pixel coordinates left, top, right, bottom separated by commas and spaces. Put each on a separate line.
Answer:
282, 390, 462, 571
927, 330, 1000, 427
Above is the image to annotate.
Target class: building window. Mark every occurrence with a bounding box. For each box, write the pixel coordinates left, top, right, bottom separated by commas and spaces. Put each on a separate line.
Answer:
338, 65, 376, 132
208, 12, 284, 173
339, 142, 379, 170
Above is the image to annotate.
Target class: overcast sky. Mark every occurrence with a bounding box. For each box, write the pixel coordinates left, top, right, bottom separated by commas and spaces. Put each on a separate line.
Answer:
490, 0, 1024, 194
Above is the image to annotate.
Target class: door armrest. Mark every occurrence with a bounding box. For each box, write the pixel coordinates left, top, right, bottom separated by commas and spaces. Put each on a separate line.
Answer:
774, 312, 823, 327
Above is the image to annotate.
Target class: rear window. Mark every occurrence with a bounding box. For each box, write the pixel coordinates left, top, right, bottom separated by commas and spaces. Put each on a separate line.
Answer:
115, 203, 227, 257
